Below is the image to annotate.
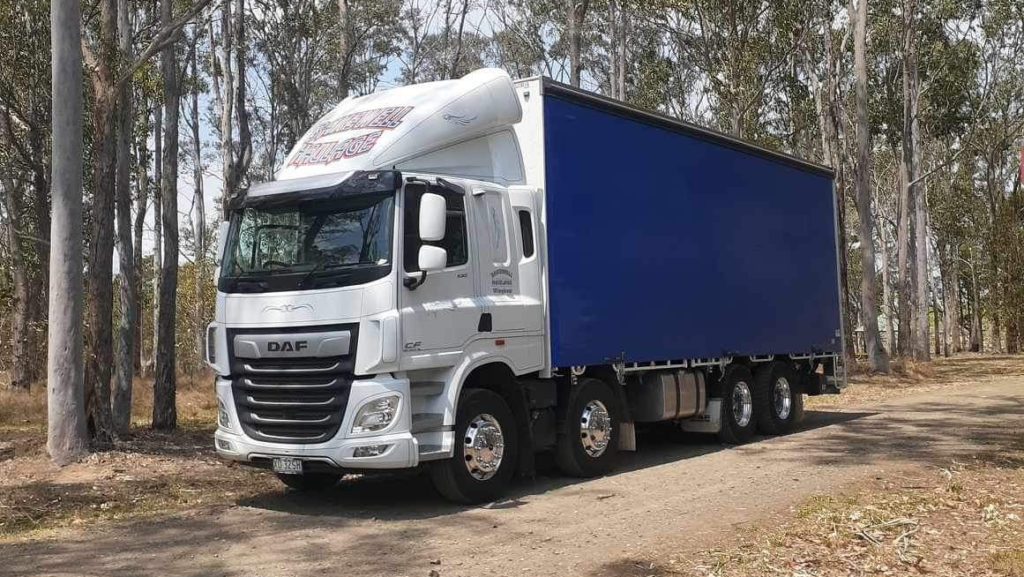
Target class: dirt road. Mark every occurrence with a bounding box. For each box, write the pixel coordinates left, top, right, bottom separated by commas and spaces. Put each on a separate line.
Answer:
4, 373, 1022, 577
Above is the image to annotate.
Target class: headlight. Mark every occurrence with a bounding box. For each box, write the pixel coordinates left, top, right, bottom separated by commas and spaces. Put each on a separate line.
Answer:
351, 395, 400, 434
218, 399, 231, 430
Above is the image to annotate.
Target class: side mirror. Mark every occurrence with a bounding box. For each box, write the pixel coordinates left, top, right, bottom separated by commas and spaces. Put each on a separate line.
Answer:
418, 245, 447, 272
419, 192, 446, 242
215, 221, 231, 266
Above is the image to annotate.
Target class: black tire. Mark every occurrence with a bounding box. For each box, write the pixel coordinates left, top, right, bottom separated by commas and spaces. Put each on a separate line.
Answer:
276, 472, 341, 492
755, 361, 802, 435
716, 364, 760, 445
555, 377, 621, 477
430, 388, 518, 504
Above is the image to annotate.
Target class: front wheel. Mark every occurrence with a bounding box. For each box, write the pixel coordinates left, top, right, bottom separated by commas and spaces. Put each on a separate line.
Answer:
430, 388, 519, 504
555, 377, 621, 477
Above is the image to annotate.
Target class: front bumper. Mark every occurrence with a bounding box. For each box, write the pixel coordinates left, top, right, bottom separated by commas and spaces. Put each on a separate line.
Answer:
214, 373, 419, 470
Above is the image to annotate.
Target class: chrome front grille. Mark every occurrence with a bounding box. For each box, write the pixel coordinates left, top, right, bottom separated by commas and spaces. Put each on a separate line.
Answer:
226, 324, 358, 445
232, 376, 350, 444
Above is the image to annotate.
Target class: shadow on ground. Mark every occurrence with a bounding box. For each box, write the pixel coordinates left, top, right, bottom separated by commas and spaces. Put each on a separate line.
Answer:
233, 408, 875, 523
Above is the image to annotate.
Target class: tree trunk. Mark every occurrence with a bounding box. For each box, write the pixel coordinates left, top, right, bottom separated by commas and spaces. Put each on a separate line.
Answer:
132, 107, 149, 372
1, 175, 31, 390
852, 0, 888, 371
880, 216, 896, 351
567, 1, 590, 87
969, 249, 982, 352
933, 281, 941, 356
337, 0, 349, 99
190, 46, 206, 372
897, 26, 917, 359
29, 127, 50, 383
83, 0, 120, 443
608, 0, 619, 99
912, 131, 929, 360
617, 6, 626, 100
151, 104, 163, 374
112, 0, 136, 436
153, 0, 179, 430
449, 0, 469, 79
213, 2, 235, 217
947, 249, 961, 352
232, 0, 252, 199
47, 0, 90, 463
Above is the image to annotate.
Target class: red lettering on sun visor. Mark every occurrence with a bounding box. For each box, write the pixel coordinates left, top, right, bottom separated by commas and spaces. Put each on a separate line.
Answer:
307, 106, 414, 140
287, 130, 384, 167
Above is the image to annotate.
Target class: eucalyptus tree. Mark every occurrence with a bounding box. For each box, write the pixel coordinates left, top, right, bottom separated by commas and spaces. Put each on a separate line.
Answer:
48, 0, 89, 463
0, 0, 52, 386
851, 0, 888, 371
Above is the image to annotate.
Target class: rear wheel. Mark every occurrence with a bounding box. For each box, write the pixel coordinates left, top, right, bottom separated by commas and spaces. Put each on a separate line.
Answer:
716, 364, 760, 445
276, 472, 341, 492
755, 361, 802, 435
556, 378, 621, 477
430, 388, 518, 504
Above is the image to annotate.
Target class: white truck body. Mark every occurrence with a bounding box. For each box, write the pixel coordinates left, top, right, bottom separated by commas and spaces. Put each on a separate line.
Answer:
208, 69, 843, 501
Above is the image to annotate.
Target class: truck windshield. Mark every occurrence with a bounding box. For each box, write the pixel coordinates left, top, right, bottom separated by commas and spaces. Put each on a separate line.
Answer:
219, 192, 395, 292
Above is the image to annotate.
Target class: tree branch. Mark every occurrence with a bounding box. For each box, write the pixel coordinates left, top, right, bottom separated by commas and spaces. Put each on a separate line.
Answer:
115, 0, 214, 90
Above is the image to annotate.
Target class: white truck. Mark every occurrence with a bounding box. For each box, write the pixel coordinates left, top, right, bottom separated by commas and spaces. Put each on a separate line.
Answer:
207, 69, 845, 503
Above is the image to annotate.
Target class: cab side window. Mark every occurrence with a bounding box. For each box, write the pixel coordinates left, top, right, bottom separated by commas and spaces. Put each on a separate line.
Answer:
404, 185, 469, 272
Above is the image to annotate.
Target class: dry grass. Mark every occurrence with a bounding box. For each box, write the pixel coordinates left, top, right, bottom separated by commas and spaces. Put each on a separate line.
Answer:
809, 353, 1024, 409
663, 461, 1024, 577
0, 371, 277, 540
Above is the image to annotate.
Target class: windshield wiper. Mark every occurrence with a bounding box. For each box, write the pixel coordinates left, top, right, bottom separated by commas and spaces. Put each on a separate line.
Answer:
299, 260, 330, 288
299, 261, 385, 288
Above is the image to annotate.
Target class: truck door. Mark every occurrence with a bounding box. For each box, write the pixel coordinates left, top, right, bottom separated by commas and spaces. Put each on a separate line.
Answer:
399, 181, 484, 367
471, 186, 544, 347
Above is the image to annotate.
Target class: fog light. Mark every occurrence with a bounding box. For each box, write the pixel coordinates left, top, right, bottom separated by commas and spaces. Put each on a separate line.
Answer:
216, 438, 234, 452
218, 399, 231, 430
351, 395, 400, 434
353, 444, 390, 458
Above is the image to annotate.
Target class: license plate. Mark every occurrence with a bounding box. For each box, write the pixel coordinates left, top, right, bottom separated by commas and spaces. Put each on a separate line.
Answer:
272, 457, 303, 475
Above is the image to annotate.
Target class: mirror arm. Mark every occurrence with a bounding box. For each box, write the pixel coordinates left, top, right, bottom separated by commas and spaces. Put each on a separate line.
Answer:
403, 271, 427, 290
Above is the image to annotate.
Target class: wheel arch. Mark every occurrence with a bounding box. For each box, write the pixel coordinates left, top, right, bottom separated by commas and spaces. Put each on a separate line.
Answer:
450, 358, 534, 475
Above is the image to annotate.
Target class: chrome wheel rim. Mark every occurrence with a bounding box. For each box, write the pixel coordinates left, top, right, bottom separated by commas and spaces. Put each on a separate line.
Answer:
463, 413, 504, 481
580, 400, 612, 458
732, 382, 753, 428
774, 377, 792, 420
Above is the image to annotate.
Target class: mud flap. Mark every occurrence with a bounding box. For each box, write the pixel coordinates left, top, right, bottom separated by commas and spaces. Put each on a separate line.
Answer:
618, 421, 636, 451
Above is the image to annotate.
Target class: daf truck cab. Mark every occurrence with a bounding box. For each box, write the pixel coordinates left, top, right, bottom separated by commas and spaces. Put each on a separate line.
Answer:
208, 69, 845, 503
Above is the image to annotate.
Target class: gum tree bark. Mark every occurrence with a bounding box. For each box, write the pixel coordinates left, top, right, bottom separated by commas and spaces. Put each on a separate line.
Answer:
153, 0, 179, 430
112, 0, 137, 435
82, 0, 120, 443
852, 0, 888, 371
189, 44, 206, 371
567, 0, 590, 87
132, 104, 149, 372
0, 172, 31, 390
337, 0, 349, 99
151, 104, 162, 374
47, 0, 90, 463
